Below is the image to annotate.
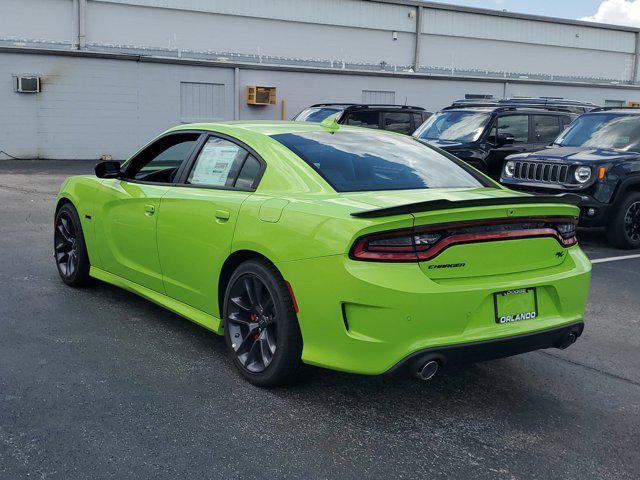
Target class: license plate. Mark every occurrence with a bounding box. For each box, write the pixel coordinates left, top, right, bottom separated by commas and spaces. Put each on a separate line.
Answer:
494, 288, 538, 324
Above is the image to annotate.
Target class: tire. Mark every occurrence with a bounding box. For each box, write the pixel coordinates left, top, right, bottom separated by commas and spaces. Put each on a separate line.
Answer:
606, 192, 640, 249
54, 203, 92, 287
223, 259, 303, 387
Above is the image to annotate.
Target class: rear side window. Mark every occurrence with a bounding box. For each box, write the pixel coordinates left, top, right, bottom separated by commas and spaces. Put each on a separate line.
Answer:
383, 112, 413, 134
533, 115, 561, 143
412, 112, 425, 130
235, 155, 261, 190
497, 115, 529, 143
271, 130, 489, 192
187, 137, 260, 189
345, 111, 380, 129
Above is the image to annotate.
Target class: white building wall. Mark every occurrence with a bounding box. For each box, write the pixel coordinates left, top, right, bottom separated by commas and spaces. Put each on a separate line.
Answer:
0, 54, 234, 159
2, 0, 639, 82
3, 1, 640, 159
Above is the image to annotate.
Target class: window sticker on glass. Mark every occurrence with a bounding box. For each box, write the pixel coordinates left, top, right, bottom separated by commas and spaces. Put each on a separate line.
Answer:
189, 138, 244, 186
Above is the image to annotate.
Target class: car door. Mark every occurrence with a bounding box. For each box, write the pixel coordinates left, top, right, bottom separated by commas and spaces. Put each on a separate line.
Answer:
94, 132, 202, 293
532, 114, 563, 150
486, 113, 532, 178
156, 134, 265, 316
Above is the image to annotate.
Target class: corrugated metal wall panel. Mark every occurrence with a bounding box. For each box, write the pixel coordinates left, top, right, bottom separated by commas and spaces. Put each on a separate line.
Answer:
0, 0, 75, 45
95, 0, 417, 33
422, 9, 635, 54
86, 2, 415, 66
421, 36, 634, 82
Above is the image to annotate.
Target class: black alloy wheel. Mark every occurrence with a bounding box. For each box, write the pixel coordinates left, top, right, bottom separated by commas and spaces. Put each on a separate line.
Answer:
624, 201, 640, 244
55, 211, 79, 278
223, 259, 302, 386
54, 203, 91, 286
226, 274, 278, 373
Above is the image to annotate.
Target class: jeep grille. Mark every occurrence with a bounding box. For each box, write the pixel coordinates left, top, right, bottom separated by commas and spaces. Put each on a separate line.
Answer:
513, 161, 569, 184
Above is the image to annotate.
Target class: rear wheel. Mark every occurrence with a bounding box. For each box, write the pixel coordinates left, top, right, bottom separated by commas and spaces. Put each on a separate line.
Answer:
223, 259, 302, 386
606, 192, 640, 249
54, 203, 92, 286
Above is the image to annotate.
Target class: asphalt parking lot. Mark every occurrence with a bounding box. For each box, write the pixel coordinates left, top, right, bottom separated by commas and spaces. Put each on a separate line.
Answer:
1, 160, 639, 480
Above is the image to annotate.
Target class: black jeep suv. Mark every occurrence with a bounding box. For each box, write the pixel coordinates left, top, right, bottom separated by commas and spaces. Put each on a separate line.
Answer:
501, 108, 640, 249
292, 103, 432, 135
413, 102, 583, 179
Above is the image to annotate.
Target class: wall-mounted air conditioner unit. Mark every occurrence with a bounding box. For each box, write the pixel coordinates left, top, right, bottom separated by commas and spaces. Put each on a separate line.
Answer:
246, 86, 276, 105
14, 76, 41, 93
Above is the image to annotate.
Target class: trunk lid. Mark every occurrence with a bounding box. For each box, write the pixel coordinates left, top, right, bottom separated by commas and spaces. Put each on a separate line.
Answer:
347, 188, 580, 279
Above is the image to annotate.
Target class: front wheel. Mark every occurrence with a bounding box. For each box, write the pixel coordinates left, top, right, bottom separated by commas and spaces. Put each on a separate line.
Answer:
54, 203, 92, 286
223, 259, 303, 387
606, 192, 640, 249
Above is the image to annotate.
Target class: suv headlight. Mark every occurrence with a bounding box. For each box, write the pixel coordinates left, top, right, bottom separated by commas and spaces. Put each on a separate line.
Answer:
504, 160, 516, 177
574, 166, 592, 184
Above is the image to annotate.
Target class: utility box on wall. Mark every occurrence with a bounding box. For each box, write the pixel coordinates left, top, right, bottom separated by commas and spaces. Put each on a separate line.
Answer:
246, 86, 276, 105
14, 75, 41, 93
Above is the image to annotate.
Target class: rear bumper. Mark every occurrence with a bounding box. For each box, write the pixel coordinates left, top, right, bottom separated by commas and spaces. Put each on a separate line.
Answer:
278, 245, 591, 376
385, 321, 584, 377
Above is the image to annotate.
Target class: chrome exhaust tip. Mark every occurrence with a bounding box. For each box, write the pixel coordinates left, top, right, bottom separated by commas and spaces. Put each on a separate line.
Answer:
416, 360, 439, 381
557, 331, 578, 350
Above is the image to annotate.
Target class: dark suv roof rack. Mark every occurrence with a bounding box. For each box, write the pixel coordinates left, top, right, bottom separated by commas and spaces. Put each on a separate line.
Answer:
590, 106, 640, 112
449, 98, 599, 111
310, 103, 427, 111
442, 104, 578, 113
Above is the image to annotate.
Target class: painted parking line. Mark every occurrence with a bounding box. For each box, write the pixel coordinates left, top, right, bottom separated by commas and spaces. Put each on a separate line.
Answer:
590, 253, 640, 264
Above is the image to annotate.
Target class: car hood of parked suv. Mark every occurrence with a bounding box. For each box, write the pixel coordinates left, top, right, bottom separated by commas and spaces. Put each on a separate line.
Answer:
509, 146, 639, 164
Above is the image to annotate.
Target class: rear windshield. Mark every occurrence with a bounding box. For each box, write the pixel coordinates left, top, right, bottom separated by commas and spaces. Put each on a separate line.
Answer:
271, 130, 489, 192
293, 107, 342, 123
555, 113, 640, 151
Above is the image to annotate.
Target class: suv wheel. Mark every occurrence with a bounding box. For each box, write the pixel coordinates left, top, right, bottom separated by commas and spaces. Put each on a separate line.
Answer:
606, 192, 640, 249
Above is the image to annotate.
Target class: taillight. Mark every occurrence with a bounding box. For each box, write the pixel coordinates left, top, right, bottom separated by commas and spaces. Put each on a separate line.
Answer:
350, 216, 578, 262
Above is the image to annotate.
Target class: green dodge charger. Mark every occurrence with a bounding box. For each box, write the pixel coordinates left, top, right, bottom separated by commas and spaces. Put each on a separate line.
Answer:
54, 120, 591, 386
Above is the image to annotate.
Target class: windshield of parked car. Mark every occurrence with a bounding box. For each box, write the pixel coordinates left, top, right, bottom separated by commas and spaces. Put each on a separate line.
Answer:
554, 113, 640, 151
293, 107, 342, 123
271, 130, 490, 192
414, 110, 491, 142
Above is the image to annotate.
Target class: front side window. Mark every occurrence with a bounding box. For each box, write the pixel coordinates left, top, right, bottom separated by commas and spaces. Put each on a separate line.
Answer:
125, 133, 200, 183
555, 113, 640, 151
382, 112, 413, 134
533, 115, 561, 143
293, 107, 342, 123
271, 130, 490, 192
345, 111, 380, 129
187, 137, 260, 189
496, 115, 529, 143
415, 111, 490, 143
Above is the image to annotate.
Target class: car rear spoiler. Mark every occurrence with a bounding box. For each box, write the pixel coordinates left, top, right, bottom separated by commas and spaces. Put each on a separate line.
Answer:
350, 194, 582, 218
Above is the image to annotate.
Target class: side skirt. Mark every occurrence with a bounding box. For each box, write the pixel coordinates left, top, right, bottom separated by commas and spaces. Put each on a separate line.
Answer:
90, 267, 223, 335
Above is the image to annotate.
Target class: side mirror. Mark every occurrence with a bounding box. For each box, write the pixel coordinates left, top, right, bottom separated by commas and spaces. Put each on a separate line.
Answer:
95, 160, 121, 179
496, 133, 515, 147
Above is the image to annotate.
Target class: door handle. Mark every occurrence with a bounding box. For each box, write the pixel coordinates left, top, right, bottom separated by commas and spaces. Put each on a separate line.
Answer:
144, 204, 156, 216
215, 209, 230, 221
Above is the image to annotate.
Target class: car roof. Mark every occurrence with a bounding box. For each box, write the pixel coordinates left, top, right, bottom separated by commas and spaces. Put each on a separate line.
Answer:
167, 120, 387, 137
309, 103, 427, 111
587, 108, 640, 115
